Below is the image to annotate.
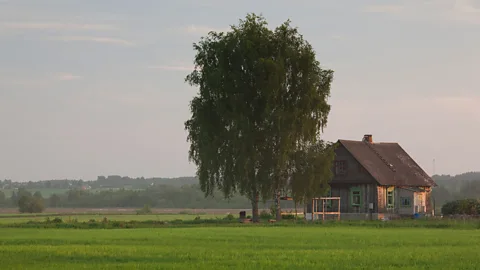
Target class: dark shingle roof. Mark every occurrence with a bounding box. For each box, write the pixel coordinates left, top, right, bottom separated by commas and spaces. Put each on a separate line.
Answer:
338, 139, 437, 187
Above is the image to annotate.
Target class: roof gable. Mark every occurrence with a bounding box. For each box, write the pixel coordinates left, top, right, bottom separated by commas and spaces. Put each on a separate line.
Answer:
338, 139, 437, 187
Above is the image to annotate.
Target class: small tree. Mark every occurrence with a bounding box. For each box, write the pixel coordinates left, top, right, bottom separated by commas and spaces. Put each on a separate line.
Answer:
49, 194, 61, 208
18, 194, 45, 213
33, 191, 42, 198
0, 190, 6, 206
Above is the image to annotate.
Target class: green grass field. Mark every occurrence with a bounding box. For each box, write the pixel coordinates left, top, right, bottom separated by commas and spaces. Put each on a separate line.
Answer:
1, 225, 479, 269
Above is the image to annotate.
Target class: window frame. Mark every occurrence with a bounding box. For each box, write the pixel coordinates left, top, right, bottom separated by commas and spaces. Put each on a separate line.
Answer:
386, 187, 395, 209
400, 197, 411, 208
350, 187, 362, 207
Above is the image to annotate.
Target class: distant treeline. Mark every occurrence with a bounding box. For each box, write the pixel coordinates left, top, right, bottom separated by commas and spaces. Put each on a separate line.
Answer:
1, 172, 479, 210
0, 184, 296, 210
431, 172, 480, 207
0, 175, 198, 190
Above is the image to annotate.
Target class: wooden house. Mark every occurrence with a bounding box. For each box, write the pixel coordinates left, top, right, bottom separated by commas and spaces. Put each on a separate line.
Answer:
321, 134, 437, 220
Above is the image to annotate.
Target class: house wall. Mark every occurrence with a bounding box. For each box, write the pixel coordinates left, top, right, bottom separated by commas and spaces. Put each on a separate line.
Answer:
330, 145, 377, 184
377, 186, 387, 213
414, 191, 427, 213
397, 188, 414, 215
330, 183, 378, 214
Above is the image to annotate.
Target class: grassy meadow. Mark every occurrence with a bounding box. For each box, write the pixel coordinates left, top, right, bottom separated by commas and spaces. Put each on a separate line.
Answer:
1, 226, 479, 269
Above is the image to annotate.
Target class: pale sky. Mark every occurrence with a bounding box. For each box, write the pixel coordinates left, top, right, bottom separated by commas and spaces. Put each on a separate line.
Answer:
1, 0, 479, 181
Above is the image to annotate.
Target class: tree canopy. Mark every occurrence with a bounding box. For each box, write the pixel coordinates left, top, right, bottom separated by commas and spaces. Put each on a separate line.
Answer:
185, 13, 334, 221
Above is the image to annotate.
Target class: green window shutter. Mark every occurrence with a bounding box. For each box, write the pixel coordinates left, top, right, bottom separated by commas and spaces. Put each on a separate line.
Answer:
350, 187, 362, 207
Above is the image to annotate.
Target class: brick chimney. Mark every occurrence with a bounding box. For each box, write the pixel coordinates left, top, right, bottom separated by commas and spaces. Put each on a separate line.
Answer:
363, 134, 373, 143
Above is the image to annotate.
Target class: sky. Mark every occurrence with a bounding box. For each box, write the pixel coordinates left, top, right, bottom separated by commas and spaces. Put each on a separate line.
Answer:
0, 0, 479, 181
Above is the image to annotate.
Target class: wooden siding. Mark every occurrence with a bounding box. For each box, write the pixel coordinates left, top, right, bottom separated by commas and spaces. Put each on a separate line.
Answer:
397, 188, 414, 215
330, 144, 377, 185
330, 184, 377, 213
377, 186, 386, 213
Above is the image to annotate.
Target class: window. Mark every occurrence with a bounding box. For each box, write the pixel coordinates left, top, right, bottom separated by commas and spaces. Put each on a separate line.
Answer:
350, 187, 361, 206
335, 161, 347, 175
387, 187, 395, 208
400, 197, 411, 207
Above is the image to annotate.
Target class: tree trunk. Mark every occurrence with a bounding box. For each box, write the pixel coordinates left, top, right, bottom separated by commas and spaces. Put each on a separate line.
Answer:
251, 192, 260, 223
275, 189, 282, 221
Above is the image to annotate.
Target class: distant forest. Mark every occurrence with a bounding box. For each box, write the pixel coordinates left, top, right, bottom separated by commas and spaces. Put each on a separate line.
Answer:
0, 172, 479, 210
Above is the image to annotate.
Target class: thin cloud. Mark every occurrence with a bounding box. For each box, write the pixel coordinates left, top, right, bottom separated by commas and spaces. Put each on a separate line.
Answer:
184, 24, 229, 35
362, 5, 404, 14
451, 0, 480, 24
362, 0, 480, 25
148, 65, 194, 71
51, 36, 134, 47
0, 22, 116, 31
432, 96, 480, 116
54, 73, 83, 81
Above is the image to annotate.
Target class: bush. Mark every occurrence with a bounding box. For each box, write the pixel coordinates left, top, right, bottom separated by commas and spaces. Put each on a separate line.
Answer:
136, 204, 152, 215
260, 210, 272, 219
442, 199, 480, 215
224, 214, 235, 221
52, 217, 63, 224
18, 195, 45, 213
281, 214, 296, 220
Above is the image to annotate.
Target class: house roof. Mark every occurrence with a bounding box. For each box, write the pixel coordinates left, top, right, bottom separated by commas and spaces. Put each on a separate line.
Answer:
338, 139, 437, 187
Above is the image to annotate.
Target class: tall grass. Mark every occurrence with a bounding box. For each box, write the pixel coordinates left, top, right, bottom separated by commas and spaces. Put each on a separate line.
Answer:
0, 226, 479, 269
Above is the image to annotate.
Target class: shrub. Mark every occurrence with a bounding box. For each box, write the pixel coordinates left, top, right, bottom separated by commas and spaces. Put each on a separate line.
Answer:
224, 214, 235, 221
281, 214, 296, 220
52, 217, 63, 223
18, 195, 45, 213
442, 199, 480, 215
269, 205, 276, 217
260, 210, 272, 219
136, 204, 152, 215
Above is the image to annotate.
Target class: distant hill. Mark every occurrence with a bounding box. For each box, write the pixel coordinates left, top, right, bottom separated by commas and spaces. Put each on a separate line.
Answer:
2, 172, 480, 208
93, 175, 198, 189
0, 176, 198, 190
432, 172, 480, 206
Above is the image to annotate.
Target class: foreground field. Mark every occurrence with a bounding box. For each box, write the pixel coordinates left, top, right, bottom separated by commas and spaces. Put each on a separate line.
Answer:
1, 226, 479, 269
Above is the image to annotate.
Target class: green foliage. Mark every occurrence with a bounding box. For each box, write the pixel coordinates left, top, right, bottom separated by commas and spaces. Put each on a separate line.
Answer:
289, 141, 335, 204
33, 191, 43, 199
432, 172, 480, 207
184, 13, 334, 221
17, 190, 45, 213
136, 204, 152, 215
260, 210, 272, 219
49, 194, 61, 207
441, 199, 480, 215
0, 190, 6, 205
281, 214, 296, 220
224, 214, 235, 221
